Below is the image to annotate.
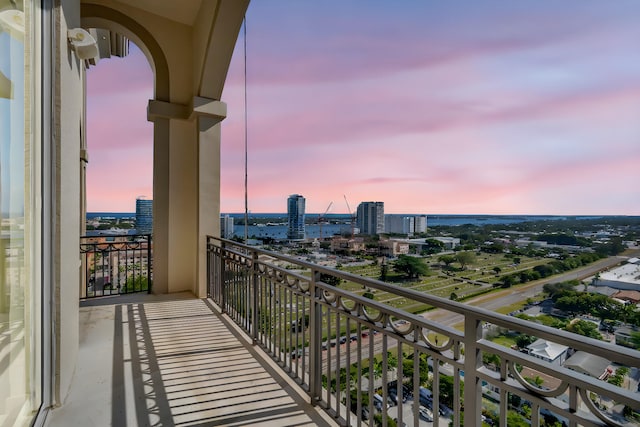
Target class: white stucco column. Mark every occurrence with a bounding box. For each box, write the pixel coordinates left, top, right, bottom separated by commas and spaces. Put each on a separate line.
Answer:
148, 100, 196, 294
148, 98, 224, 296
194, 97, 226, 297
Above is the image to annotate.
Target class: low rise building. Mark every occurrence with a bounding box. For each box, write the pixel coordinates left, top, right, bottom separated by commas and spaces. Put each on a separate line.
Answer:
378, 240, 410, 257
611, 290, 640, 304
330, 236, 366, 253
527, 339, 569, 365
595, 258, 640, 291
563, 351, 611, 380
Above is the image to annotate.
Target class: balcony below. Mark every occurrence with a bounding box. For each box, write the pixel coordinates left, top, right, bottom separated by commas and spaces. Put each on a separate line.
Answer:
46, 293, 337, 427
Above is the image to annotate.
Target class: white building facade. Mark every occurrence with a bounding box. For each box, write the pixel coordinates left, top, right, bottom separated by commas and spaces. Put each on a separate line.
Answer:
356, 201, 384, 235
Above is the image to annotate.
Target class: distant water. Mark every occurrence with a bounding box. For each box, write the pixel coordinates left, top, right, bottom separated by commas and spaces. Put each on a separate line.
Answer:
87, 212, 604, 240
222, 213, 593, 239
87, 212, 135, 219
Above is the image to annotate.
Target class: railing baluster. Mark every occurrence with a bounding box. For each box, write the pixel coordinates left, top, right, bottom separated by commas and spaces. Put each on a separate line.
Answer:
146, 234, 152, 293
309, 269, 322, 404
463, 312, 483, 427
335, 311, 342, 417
220, 240, 226, 313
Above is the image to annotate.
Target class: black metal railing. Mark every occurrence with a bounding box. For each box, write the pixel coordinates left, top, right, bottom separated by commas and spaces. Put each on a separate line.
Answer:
207, 236, 640, 427
80, 234, 152, 299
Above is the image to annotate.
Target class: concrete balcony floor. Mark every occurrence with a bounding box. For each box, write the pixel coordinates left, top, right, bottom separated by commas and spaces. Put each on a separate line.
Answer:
47, 293, 337, 427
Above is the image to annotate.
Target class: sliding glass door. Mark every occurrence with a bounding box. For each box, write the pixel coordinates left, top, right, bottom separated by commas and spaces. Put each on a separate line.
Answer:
0, 0, 44, 425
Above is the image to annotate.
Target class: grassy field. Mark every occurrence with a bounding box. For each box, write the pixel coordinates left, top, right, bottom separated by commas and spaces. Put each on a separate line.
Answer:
336, 253, 549, 315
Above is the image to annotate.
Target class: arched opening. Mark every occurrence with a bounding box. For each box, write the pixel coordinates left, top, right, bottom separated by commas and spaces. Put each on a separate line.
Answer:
81, 41, 154, 297
75, 1, 247, 298
80, 5, 174, 294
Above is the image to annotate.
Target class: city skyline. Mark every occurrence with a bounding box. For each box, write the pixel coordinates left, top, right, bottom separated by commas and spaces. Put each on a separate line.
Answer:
87, 1, 640, 215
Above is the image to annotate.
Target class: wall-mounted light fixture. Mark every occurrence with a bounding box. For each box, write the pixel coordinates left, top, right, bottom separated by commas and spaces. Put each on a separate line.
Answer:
68, 28, 99, 60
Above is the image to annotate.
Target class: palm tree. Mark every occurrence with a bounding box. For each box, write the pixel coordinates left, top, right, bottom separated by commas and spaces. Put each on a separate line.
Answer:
525, 375, 544, 388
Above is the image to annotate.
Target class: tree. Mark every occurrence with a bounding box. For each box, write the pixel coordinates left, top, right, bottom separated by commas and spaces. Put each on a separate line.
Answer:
483, 352, 501, 371
525, 375, 544, 388
515, 334, 536, 350
320, 273, 341, 287
543, 281, 576, 300
455, 251, 476, 269
392, 255, 429, 279
630, 332, 640, 350
122, 275, 150, 293
438, 254, 456, 268
423, 238, 445, 254
379, 262, 388, 281
439, 374, 462, 408
506, 411, 530, 427
608, 367, 627, 387
402, 353, 430, 386
493, 266, 502, 275
566, 319, 602, 340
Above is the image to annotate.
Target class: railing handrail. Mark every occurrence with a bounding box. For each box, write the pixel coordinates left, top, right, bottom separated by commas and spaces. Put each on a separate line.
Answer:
80, 233, 151, 240
207, 236, 640, 367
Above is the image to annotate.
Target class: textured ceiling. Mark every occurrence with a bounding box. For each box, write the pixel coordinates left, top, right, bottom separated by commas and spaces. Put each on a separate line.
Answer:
117, 0, 203, 26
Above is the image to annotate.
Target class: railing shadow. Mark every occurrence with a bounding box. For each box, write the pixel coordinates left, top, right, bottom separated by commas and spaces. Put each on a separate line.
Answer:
112, 297, 335, 426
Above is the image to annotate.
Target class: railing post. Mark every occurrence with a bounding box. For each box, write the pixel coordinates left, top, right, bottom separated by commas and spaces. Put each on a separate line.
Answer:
309, 268, 322, 404
220, 240, 226, 314
206, 236, 212, 298
146, 234, 152, 294
463, 313, 483, 427
251, 248, 259, 343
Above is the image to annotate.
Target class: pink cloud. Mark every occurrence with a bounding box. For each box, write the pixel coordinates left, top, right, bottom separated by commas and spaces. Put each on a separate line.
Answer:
86, 44, 154, 211
86, 5, 640, 215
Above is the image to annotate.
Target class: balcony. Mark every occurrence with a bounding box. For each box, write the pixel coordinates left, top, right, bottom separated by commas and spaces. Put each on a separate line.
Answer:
49, 238, 640, 426
47, 293, 337, 427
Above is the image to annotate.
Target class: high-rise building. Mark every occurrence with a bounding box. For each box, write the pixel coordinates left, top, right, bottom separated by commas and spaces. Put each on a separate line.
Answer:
136, 198, 153, 234
385, 215, 414, 235
220, 214, 235, 239
384, 214, 427, 236
356, 202, 384, 235
414, 215, 427, 233
287, 194, 306, 240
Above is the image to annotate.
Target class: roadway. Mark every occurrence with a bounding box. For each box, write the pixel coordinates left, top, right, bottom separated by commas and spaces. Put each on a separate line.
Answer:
421, 251, 639, 326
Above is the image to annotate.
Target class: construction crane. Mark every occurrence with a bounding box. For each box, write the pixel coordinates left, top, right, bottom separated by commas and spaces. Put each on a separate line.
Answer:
318, 201, 333, 240
343, 195, 356, 237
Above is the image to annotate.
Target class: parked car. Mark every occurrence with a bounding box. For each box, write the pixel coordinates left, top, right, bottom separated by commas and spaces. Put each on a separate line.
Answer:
388, 389, 399, 405
419, 405, 434, 422
418, 386, 433, 407
290, 349, 304, 359
402, 384, 413, 400
373, 394, 383, 410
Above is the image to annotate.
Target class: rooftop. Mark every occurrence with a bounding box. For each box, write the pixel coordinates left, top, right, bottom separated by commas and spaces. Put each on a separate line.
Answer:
600, 261, 640, 287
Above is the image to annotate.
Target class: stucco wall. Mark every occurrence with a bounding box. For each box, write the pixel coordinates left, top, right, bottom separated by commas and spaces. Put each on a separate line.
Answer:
55, 0, 82, 404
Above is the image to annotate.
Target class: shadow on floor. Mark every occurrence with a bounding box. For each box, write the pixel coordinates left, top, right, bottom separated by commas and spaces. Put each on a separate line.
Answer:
112, 297, 334, 426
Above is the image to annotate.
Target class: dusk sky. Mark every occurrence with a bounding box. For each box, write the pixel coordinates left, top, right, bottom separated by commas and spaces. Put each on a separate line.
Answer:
87, 1, 640, 215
